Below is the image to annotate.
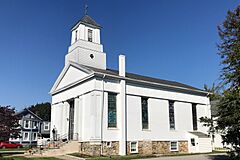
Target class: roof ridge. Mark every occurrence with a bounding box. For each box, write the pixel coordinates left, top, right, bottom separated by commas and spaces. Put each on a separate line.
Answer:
71, 14, 101, 31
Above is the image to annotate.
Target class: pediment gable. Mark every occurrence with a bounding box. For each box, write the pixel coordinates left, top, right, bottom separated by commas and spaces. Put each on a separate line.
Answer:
50, 62, 94, 94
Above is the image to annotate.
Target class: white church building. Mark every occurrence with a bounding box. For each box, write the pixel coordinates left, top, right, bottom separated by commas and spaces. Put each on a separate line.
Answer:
50, 14, 212, 156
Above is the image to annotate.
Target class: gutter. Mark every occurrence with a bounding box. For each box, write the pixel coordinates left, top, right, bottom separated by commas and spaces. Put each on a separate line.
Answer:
93, 72, 209, 95
100, 74, 105, 155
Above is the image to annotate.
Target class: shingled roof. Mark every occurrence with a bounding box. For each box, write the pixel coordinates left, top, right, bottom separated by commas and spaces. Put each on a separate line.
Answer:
84, 65, 206, 94
50, 61, 208, 96
71, 15, 101, 30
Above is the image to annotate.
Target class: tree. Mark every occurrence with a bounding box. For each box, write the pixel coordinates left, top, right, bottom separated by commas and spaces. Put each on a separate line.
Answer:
216, 5, 240, 156
0, 106, 20, 141
28, 102, 51, 121
203, 83, 221, 101
200, 84, 222, 143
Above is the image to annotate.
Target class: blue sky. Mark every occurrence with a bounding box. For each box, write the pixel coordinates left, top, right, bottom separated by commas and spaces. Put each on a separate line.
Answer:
0, 0, 239, 111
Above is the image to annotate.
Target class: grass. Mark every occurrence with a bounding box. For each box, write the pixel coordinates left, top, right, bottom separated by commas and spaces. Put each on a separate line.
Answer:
69, 151, 229, 160
69, 153, 157, 160
0, 147, 29, 151
0, 157, 60, 160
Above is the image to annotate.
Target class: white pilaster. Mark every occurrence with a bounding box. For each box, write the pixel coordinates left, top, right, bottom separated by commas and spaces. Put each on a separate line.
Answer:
50, 104, 56, 139
119, 55, 126, 155
74, 97, 79, 140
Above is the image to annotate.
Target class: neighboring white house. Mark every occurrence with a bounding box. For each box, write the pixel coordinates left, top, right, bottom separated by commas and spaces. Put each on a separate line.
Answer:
9, 109, 51, 146
50, 14, 212, 156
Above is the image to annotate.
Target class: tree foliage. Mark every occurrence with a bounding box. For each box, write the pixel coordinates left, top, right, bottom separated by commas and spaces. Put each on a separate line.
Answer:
204, 83, 222, 101
218, 6, 240, 90
28, 102, 51, 121
216, 5, 240, 155
0, 106, 20, 141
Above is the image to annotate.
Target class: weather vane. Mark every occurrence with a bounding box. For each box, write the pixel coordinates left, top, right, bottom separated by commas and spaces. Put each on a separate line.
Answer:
84, 0, 88, 15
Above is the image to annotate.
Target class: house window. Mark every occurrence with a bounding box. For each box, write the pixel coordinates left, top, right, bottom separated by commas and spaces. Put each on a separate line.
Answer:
130, 142, 138, 153
192, 104, 198, 130
44, 122, 49, 130
170, 141, 178, 151
24, 120, 29, 128
169, 101, 175, 130
191, 138, 195, 146
33, 121, 38, 129
108, 93, 117, 128
32, 133, 37, 141
88, 29, 93, 42
23, 132, 29, 141
141, 97, 149, 129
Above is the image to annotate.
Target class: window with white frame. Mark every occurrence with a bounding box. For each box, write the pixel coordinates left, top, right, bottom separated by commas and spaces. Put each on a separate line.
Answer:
191, 138, 195, 146
23, 132, 29, 141
170, 141, 178, 151
88, 29, 93, 42
130, 141, 138, 153
33, 121, 38, 129
169, 101, 175, 130
192, 104, 198, 131
24, 120, 30, 128
75, 30, 78, 42
105, 141, 112, 147
44, 122, 49, 130
108, 93, 117, 128
141, 97, 149, 129
32, 133, 37, 141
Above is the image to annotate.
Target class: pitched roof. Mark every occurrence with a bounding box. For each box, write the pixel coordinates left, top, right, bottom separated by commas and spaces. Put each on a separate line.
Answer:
71, 15, 101, 30
17, 108, 43, 121
50, 61, 208, 96
189, 131, 209, 138
85, 65, 206, 93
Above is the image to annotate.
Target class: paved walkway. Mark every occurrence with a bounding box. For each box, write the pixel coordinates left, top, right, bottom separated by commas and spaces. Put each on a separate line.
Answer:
56, 155, 84, 160
142, 153, 230, 160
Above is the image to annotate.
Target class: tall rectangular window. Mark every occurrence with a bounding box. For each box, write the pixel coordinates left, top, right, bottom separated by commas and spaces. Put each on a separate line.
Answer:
75, 30, 78, 42
24, 120, 29, 128
192, 104, 198, 130
169, 101, 175, 130
108, 93, 117, 128
88, 29, 93, 42
23, 132, 29, 141
32, 133, 37, 141
141, 97, 149, 129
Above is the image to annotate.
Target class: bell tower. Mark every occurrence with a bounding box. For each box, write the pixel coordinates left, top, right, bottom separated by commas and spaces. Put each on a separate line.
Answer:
65, 14, 106, 70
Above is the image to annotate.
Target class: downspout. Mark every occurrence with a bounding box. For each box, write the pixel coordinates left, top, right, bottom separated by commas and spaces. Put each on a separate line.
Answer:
100, 74, 106, 155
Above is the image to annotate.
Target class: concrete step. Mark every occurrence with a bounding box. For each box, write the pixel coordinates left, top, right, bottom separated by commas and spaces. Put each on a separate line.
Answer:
42, 141, 80, 156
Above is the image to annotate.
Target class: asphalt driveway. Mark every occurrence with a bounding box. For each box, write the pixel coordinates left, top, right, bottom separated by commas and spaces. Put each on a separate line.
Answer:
142, 153, 230, 160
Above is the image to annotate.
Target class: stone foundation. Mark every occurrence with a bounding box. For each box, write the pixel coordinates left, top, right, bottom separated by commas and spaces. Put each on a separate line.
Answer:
80, 140, 188, 156
102, 141, 119, 156
152, 141, 171, 154
127, 141, 188, 155
178, 141, 188, 153
79, 142, 101, 156
138, 141, 153, 155
79, 141, 119, 156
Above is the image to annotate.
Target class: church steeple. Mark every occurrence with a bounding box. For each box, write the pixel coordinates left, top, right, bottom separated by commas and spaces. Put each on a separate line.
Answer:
65, 14, 106, 70
70, 15, 101, 45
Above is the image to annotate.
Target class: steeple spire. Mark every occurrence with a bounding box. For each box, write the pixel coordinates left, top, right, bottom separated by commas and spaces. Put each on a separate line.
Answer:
84, 0, 88, 15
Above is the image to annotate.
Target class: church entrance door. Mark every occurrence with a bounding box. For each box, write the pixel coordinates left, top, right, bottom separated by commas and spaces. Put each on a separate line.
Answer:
68, 100, 74, 140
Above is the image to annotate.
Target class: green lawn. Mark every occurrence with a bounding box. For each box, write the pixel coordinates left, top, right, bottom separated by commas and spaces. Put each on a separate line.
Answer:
0, 148, 29, 151
0, 157, 60, 160
69, 153, 157, 160
69, 151, 229, 160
